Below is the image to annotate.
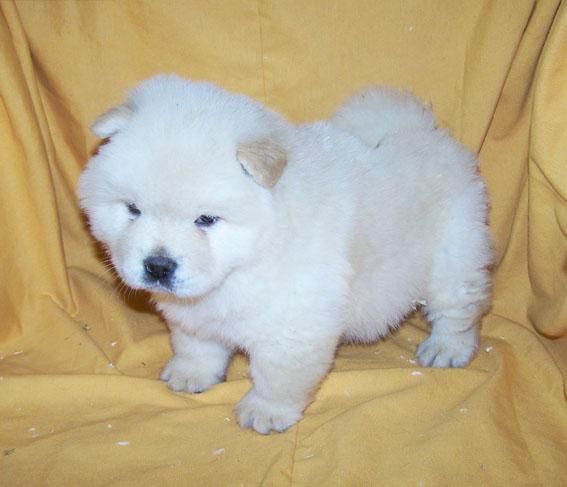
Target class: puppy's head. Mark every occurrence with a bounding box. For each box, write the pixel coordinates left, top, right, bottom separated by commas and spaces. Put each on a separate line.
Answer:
78, 75, 290, 299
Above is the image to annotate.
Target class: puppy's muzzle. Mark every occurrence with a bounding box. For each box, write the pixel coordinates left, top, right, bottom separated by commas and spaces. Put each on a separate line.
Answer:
143, 255, 177, 285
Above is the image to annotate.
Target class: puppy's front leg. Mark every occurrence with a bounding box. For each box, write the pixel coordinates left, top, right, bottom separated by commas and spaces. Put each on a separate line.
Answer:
160, 328, 232, 394
235, 336, 338, 434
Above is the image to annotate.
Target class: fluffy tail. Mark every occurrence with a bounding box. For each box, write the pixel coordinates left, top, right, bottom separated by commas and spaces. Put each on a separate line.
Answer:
330, 87, 436, 147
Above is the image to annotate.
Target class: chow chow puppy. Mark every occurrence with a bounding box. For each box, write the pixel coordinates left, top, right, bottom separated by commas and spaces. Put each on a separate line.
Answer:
78, 75, 492, 434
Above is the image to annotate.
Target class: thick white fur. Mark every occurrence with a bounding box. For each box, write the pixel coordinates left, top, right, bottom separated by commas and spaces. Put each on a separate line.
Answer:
78, 75, 492, 434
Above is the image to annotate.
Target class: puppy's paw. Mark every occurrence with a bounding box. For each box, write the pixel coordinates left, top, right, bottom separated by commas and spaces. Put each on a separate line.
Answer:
416, 331, 478, 368
234, 389, 303, 434
160, 356, 224, 393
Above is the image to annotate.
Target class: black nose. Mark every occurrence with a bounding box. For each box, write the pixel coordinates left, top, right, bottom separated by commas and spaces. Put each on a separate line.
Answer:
143, 256, 177, 282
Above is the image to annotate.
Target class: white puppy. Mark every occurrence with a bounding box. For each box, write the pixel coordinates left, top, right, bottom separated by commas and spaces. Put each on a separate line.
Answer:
78, 75, 492, 434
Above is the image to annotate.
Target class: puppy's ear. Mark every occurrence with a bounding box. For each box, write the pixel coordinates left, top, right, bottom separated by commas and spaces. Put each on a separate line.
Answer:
91, 104, 134, 138
236, 139, 287, 188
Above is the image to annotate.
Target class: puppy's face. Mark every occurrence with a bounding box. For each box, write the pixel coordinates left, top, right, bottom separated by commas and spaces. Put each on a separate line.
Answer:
78, 76, 288, 299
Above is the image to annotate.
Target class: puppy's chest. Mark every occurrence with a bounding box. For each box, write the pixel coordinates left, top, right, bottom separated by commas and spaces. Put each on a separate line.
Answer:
158, 294, 263, 347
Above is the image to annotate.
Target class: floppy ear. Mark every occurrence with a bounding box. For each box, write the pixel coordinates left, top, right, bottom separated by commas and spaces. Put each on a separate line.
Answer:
90, 104, 134, 138
236, 139, 287, 188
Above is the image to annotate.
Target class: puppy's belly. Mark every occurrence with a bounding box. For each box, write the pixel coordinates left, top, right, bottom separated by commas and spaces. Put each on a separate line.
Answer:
342, 260, 428, 342
343, 295, 414, 342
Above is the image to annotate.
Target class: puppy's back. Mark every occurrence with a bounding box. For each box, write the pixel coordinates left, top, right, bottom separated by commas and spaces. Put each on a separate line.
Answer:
330, 87, 436, 148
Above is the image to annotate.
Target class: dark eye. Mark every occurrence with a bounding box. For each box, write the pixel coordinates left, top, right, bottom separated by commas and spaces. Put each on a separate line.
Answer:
194, 215, 219, 227
127, 203, 141, 217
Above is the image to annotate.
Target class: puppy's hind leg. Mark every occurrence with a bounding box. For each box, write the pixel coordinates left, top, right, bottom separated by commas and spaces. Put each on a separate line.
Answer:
416, 276, 490, 368
416, 183, 492, 368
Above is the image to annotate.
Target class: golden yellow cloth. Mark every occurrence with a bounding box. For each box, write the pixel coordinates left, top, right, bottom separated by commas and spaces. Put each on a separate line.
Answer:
1, 1, 565, 484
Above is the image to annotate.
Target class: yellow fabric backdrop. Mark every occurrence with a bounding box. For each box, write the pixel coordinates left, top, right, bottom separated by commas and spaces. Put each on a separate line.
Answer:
1, 1, 565, 484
